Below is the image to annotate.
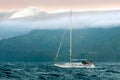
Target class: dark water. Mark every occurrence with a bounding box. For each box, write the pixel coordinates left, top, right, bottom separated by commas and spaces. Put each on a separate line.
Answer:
0, 62, 120, 80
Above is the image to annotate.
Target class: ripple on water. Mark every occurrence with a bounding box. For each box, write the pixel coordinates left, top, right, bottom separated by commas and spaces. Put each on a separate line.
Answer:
0, 62, 119, 80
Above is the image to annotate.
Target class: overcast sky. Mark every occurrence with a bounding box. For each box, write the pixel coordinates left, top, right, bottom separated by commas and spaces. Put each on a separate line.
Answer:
0, 0, 120, 11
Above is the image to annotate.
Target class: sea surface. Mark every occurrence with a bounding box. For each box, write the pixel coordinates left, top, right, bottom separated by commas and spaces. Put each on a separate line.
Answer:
0, 62, 120, 80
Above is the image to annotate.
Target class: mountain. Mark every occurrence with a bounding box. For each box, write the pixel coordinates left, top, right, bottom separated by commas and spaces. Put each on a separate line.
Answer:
0, 7, 67, 40
0, 27, 120, 62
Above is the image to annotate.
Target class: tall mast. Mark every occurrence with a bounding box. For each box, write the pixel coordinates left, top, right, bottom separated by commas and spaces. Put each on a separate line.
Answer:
70, 10, 72, 62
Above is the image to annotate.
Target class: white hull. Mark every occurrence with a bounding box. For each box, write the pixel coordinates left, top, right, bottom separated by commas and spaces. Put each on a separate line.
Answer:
54, 62, 95, 68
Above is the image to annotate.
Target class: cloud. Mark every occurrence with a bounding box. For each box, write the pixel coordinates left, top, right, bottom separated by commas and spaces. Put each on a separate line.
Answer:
0, 8, 120, 29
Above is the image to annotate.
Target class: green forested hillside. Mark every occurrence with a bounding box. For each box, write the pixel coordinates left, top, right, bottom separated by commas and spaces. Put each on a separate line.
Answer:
0, 27, 120, 62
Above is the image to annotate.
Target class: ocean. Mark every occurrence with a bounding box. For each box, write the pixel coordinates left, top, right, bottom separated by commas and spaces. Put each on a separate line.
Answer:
0, 62, 120, 80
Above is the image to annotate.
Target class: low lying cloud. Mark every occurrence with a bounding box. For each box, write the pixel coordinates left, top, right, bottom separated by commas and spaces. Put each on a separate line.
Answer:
0, 10, 120, 29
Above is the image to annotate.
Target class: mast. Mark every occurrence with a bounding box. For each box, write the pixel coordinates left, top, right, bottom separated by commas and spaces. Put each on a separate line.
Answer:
70, 10, 72, 62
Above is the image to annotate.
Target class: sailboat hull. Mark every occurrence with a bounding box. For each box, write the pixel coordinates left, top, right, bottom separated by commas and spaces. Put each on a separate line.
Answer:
54, 62, 95, 68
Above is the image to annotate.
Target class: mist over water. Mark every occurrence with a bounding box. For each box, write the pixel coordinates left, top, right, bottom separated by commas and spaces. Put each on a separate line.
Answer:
1, 9, 120, 40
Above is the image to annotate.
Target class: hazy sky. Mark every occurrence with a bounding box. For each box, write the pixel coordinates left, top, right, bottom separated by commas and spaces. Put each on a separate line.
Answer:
0, 0, 120, 11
